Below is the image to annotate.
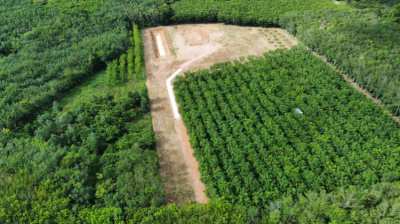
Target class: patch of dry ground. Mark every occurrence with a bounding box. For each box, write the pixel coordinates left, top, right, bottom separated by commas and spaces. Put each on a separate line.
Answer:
144, 24, 297, 204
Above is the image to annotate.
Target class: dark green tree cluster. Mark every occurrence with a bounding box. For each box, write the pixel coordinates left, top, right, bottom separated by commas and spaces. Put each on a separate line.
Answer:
106, 25, 145, 86
133, 24, 145, 80
0, 91, 164, 222
106, 54, 128, 85
128, 46, 135, 79
390, 3, 400, 22
175, 48, 400, 207
0, 0, 170, 130
340, 0, 400, 8
132, 182, 400, 224
171, 0, 343, 25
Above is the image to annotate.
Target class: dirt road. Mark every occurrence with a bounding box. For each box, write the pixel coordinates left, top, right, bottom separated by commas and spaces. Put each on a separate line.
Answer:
144, 24, 297, 204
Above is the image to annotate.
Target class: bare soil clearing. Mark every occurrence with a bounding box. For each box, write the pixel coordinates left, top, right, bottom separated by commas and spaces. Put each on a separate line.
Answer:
144, 24, 297, 204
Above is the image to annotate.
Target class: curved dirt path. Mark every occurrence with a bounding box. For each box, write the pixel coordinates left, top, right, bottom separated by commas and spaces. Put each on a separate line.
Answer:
144, 28, 212, 204
166, 52, 218, 203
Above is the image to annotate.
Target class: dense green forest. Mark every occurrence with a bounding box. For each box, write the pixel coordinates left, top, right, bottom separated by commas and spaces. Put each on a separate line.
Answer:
1, 92, 164, 222
175, 48, 400, 207
0, 3, 165, 220
0, 0, 170, 130
1, 0, 400, 223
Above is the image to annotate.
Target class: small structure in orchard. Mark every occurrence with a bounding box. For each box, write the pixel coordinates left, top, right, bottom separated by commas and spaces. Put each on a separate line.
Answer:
294, 107, 303, 115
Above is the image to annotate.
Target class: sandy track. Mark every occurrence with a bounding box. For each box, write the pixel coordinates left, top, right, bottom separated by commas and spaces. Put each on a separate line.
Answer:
144, 24, 297, 204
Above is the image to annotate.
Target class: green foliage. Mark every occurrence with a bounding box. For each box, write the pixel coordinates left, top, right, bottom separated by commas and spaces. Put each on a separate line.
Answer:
127, 47, 135, 79
46, 0, 106, 13
391, 3, 400, 22
130, 201, 250, 224
175, 48, 400, 207
280, 9, 400, 115
133, 24, 144, 80
108, 60, 119, 85
96, 116, 164, 210
107, 54, 129, 85
0, 0, 168, 129
0, 138, 74, 223
172, 0, 346, 25
262, 182, 400, 223
0, 91, 164, 221
131, 182, 400, 223
119, 53, 128, 82
78, 207, 124, 224
343, 0, 400, 8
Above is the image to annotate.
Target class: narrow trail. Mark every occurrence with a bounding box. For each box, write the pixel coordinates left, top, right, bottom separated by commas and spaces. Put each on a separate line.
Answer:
166, 51, 218, 204
144, 28, 210, 204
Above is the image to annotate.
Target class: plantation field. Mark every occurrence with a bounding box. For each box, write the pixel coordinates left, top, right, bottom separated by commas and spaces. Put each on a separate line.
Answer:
172, 0, 400, 116
144, 24, 297, 204
281, 10, 400, 116
172, 0, 348, 25
175, 48, 400, 206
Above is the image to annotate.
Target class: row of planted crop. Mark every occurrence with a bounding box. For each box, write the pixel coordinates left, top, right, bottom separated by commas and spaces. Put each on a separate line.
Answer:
106, 25, 145, 86
175, 49, 400, 207
172, 0, 400, 117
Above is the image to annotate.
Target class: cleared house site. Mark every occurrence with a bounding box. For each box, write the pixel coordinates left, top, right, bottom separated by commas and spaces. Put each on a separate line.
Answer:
144, 24, 297, 203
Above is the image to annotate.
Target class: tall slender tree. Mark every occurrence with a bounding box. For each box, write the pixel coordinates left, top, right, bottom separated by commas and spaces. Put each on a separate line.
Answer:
127, 48, 135, 80
119, 54, 127, 82
133, 24, 143, 80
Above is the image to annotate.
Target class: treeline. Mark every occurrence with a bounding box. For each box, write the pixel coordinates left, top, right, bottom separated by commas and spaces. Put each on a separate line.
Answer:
132, 182, 400, 224
171, 0, 345, 25
0, 90, 163, 222
106, 25, 144, 85
2, 180, 397, 223
171, 0, 400, 115
0, 2, 51, 56
175, 48, 400, 207
0, 0, 171, 130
